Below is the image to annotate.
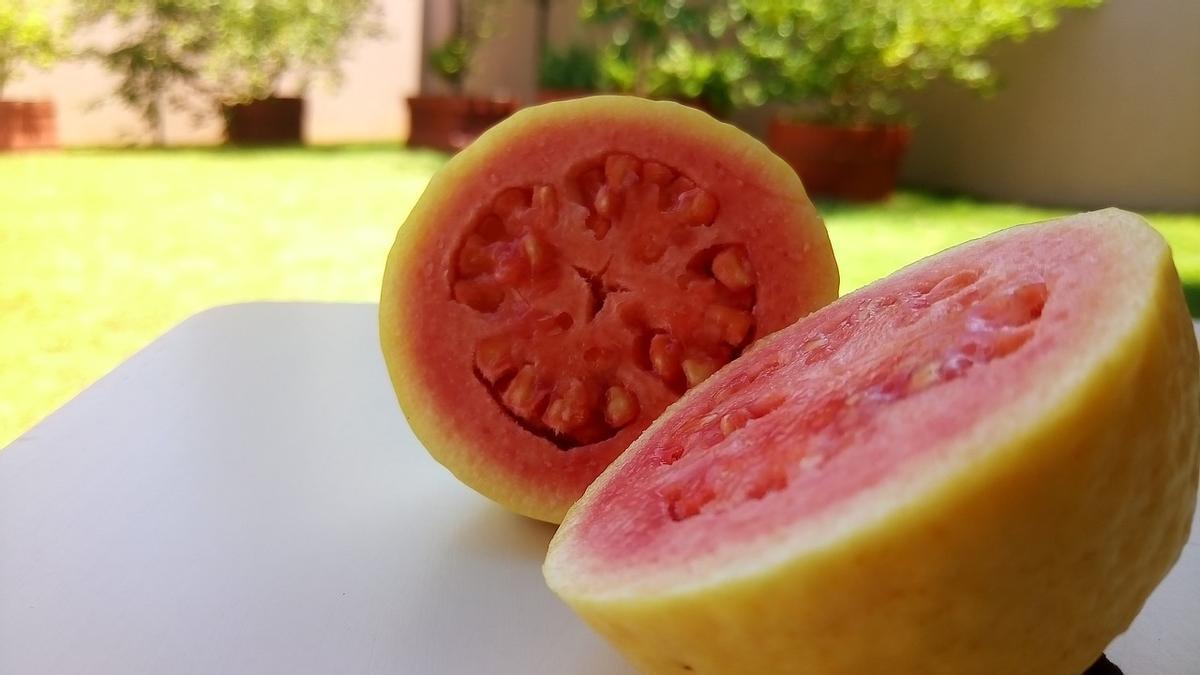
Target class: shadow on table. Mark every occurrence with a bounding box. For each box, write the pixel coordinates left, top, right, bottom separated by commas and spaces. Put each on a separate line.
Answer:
396, 502, 631, 674
451, 502, 558, 561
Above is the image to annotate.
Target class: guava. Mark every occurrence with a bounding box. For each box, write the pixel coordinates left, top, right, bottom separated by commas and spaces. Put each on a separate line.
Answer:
544, 209, 1199, 675
379, 96, 839, 523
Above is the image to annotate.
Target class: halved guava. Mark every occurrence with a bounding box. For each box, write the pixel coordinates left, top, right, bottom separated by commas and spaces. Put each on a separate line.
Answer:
379, 96, 838, 523
544, 209, 1199, 675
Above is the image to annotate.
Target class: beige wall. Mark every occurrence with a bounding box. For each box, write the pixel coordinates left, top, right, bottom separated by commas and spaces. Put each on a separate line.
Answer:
467, 0, 1199, 212
6, 0, 424, 146
901, 0, 1200, 212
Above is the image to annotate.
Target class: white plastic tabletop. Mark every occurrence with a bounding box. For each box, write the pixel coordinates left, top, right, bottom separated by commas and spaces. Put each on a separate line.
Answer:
0, 303, 1195, 674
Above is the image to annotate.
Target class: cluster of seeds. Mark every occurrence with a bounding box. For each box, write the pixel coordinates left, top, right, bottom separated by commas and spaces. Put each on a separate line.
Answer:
450, 154, 758, 448
658, 270, 1050, 521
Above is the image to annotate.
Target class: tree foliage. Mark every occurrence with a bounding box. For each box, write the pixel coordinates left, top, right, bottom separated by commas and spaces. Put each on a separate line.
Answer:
582, 0, 734, 108
0, 1, 63, 99
73, 0, 212, 142
73, 0, 379, 141
727, 0, 1103, 123
538, 44, 600, 91
206, 0, 381, 104
581, 0, 1102, 122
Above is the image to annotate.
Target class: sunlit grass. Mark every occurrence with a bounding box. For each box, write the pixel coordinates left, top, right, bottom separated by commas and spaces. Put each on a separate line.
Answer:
2, 145, 1198, 446
820, 193, 1200, 297
0, 145, 445, 446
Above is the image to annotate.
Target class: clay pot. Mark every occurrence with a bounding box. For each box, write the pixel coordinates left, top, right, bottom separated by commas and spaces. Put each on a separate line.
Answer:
0, 100, 58, 151
406, 95, 517, 153
223, 97, 305, 145
767, 117, 911, 201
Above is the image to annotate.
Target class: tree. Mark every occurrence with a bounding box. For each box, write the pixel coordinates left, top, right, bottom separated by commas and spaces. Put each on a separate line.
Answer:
0, 1, 62, 100
204, 0, 381, 105
73, 0, 380, 144
72, 0, 213, 145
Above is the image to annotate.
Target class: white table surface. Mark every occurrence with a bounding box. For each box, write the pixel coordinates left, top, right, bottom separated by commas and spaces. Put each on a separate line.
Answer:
0, 302, 1195, 674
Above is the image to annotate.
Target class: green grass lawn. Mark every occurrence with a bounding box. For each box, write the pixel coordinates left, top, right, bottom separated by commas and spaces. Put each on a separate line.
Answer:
2, 145, 1198, 447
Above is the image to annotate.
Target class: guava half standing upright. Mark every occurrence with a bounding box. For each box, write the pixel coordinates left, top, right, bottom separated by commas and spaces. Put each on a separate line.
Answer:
380, 96, 838, 523
544, 209, 1199, 675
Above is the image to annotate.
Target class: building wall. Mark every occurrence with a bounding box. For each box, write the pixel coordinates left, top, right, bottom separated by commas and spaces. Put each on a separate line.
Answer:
421, 0, 582, 101
4, 0, 424, 146
465, 0, 1199, 212
900, 0, 1200, 212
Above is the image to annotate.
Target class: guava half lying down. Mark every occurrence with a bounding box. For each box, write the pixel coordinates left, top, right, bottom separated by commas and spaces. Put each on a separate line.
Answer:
544, 209, 1199, 675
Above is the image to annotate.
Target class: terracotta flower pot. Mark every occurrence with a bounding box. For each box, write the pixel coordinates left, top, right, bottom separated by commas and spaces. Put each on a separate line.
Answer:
223, 97, 305, 146
406, 95, 517, 153
767, 117, 911, 201
0, 100, 58, 151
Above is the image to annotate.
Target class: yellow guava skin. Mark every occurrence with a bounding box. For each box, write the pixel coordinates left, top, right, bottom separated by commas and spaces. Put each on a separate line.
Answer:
544, 210, 1199, 675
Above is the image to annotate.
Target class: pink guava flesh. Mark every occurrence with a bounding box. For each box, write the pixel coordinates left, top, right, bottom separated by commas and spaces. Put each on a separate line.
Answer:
398, 122, 836, 508
569, 224, 1110, 569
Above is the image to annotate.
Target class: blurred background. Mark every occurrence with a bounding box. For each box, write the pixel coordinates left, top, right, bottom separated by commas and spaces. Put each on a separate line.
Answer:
1, 0, 1198, 447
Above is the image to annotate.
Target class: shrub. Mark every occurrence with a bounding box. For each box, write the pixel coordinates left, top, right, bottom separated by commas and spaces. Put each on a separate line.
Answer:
72, 0, 212, 143
205, 0, 381, 105
582, 0, 743, 115
538, 44, 600, 92
728, 0, 1103, 124
73, 0, 380, 142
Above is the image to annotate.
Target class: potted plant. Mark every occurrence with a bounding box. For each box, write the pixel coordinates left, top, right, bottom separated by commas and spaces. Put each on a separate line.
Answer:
206, 0, 380, 145
75, 0, 378, 146
729, 0, 1102, 201
73, 0, 213, 146
581, 0, 745, 117
537, 44, 600, 103
0, 2, 62, 151
637, 39, 746, 118
407, 0, 515, 153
